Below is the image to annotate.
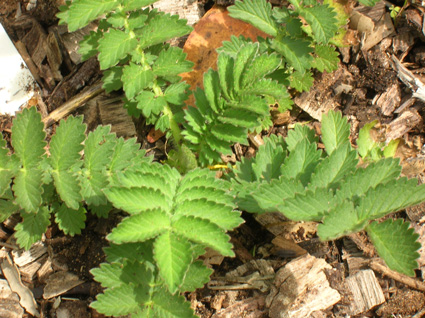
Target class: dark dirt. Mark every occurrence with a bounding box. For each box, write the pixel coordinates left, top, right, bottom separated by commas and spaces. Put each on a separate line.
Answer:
2, 0, 425, 318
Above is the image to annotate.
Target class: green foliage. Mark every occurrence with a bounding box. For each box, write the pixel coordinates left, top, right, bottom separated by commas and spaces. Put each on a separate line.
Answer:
58, 0, 193, 133
228, 0, 343, 93
231, 110, 424, 276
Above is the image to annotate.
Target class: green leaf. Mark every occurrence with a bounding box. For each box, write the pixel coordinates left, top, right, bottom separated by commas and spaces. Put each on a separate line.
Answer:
241, 53, 281, 88
12, 107, 46, 168
153, 47, 194, 77
50, 116, 86, 170
102, 66, 123, 93
309, 143, 358, 189
164, 82, 191, 105
203, 69, 221, 113
321, 110, 350, 154
137, 13, 192, 49
299, 4, 338, 43
0, 136, 14, 197
107, 209, 170, 243
233, 43, 258, 92
180, 260, 213, 292
57, 0, 118, 32
78, 31, 102, 61
357, 120, 379, 158
358, 0, 380, 6
0, 199, 20, 223
122, 63, 155, 100
90, 284, 142, 316
271, 36, 313, 73
52, 171, 82, 210
312, 45, 339, 72
15, 208, 51, 249
217, 53, 235, 100
289, 70, 314, 92
317, 201, 367, 240
228, 0, 278, 37
136, 91, 167, 117
80, 171, 109, 206
98, 29, 138, 69
367, 219, 420, 277
173, 216, 234, 257
13, 169, 43, 212
55, 204, 86, 236
150, 287, 197, 317
122, 0, 158, 11
286, 124, 318, 151
154, 232, 192, 294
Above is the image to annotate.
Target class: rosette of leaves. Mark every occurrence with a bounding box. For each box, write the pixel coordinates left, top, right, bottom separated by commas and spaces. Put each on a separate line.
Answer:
57, 0, 193, 133
0, 107, 150, 249
231, 110, 425, 276
183, 41, 293, 166
227, 0, 343, 92
91, 166, 243, 316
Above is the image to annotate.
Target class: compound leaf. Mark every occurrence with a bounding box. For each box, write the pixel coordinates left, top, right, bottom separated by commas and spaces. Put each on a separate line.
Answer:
271, 36, 313, 73
367, 219, 420, 276
153, 47, 194, 77
180, 260, 213, 292
90, 284, 141, 316
299, 4, 338, 43
151, 287, 197, 318
312, 45, 339, 72
122, 64, 155, 100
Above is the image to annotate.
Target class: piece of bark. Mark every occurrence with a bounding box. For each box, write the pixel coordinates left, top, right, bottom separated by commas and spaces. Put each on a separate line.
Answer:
385, 108, 422, 142
375, 83, 401, 116
43, 271, 84, 299
11, 242, 47, 268
293, 64, 354, 120
346, 269, 385, 315
267, 254, 341, 318
153, 0, 204, 27
0, 279, 24, 318
391, 55, 425, 102
97, 95, 137, 138
0, 251, 39, 317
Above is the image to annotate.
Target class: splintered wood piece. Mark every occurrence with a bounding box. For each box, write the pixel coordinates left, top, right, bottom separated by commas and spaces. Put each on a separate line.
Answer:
0, 251, 39, 317
391, 55, 425, 102
0, 279, 24, 318
97, 95, 137, 137
346, 269, 385, 315
43, 271, 84, 299
375, 83, 401, 116
267, 254, 341, 318
11, 242, 47, 267
385, 108, 422, 142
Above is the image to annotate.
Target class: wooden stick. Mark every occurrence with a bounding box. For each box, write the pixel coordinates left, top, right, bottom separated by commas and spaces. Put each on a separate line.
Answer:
369, 259, 425, 292
43, 81, 104, 128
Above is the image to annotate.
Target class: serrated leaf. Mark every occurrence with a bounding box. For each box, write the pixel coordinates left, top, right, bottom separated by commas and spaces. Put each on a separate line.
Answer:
357, 120, 379, 158
0, 199, 20, 223
278, 187, 334, 221
89, 203, 112, 218
164, 82, 190, 105
233, 43, 258, 92
321, 110, 350, 154
336, 158, 401, 203
180, 260, 213, 292
151, 287, 197, 318
242, 79, 292, 108
12, 107, 46, 168
281, 139, 321, 185
91, 263, 126, 289
98, 29, 137, 70
80, 170, 109, 206
78, 31, 102, 61
84, 125, 115, 171
15, 208, 51, 249
90, 284, 143, 316
13, 169, 43, 212
50, 116, 86, 170
104, 241, 154, 263
137, 13, 192, 49
286, 124, 318, 151
122, 63, 155, 100
357, 178, 425, 221
217, 53, 235, 100
289, 70, 314, 92
108, 209, 170, 243
122, 0, 158, 10
367, 219, 420, 276
102, 66, 123, 93
136, 91, 167, 117
154, 232, 192, 294
309, 143, 358, 189
55, 204, 86, 236
52, 170, 82, 210
211, 124, 248, 145
271, 36, 313, 73
153, 47, 194, 77
312, 45, 339, 72
57, 0, 118, 32
173, 216, 234, 257
109, 137, 143, 172
299, 5, 338, 43
241, 53, 281, 88
317, 201, 367, 240
228, 0, 278, 36
203, 69, 221, 113
0, 137, 14, 196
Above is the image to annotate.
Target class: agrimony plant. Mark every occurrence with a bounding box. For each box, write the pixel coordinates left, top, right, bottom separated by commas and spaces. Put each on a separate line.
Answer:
230, 110, 424, 276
